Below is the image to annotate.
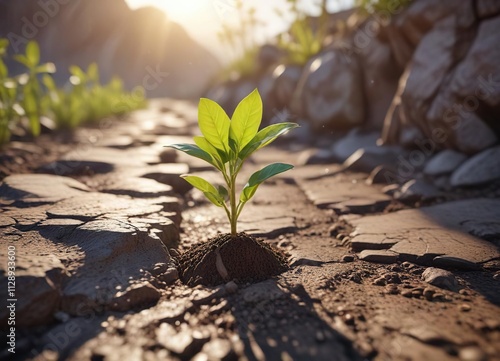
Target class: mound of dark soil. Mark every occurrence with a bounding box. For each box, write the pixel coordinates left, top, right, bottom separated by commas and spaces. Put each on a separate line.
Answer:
177, 233, 288, 286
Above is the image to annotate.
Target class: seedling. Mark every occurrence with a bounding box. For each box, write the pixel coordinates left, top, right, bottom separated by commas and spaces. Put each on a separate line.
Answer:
168, 89, 298, 235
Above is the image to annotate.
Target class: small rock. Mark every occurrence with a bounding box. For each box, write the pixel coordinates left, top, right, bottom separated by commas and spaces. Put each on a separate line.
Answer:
315, 330, 326, 343
424, 150, 467, 176
159, 148, 178, 163
342, 254, 355, 263
423, 287, 435, 301
422, 267, 459, 292
432, 256, 480, 271
395, 179, 443, 202
385, 284, 399, 295
158, 267, 179, 285
459, 304, 471, 312
53, 311, 70, 323
242, 280, 285, 304
459, 346, 487, 361
372, 277, 386, 286
224, 281, 238, 294
451, 146, 500, 187
201, 338, 236, 361
110, 283, 161, 312
359, 250, 398, 264
401, 290, 413, 298
343, 147, 399, 173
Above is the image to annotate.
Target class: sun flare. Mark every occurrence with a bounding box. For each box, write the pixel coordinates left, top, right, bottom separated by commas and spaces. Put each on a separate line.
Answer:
126, 0, 209, 20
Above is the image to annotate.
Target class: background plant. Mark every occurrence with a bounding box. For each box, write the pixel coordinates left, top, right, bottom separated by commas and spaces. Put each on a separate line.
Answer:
276, 0, 329, 65
0, 39, 146, 145
168, 89, 298, 235
216, 1, 263, 79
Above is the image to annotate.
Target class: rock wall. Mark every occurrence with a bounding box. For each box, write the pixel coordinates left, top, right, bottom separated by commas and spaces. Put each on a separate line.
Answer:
207, 0, 500, 156
0, 0, 221, 98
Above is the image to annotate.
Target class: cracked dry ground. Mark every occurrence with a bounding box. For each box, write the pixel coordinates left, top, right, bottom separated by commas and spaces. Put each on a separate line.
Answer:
1, 99, 500, 361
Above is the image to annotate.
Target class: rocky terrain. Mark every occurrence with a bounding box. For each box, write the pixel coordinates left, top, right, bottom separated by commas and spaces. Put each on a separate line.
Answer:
1, 98, 499, 361
0, 0, 220, 98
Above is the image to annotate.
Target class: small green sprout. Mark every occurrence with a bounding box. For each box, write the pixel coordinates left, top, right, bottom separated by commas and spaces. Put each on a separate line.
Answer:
168, 89, 298, 236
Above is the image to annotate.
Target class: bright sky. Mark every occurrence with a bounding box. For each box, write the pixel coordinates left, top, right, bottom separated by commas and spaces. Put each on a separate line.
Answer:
125, 0, 354, 62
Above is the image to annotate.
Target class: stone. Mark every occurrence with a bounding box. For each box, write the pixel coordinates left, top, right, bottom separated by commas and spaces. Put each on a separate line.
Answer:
476, 0, 500, 19
242, 280, 285, 304
138, 163, 191, 194
298, 175, 391, 214
0, 250, 65, 327
271, 64, 302, 109
100, 177, 174, 198
357, 24, 401, 129
0, 174, 89, 204
422, 267, 459, 292
292, 49, 364, 131
343, 147, 400, 173
201, 339, 236, 361
46, 192, 164, 221
395, 179, 443, 202
110, 282, 161, 311
157, 324, 210, 358
350, 199, 500, 265
432, 256, 480, 271
225, 281, 238, 294
424, 150, 467, 176
450, 146, 500, 187
358, 250, 398, 264
57, 219, 172, 315
331, 129, 380, 163
459, 346, 487, 361
159, 148, 178, 163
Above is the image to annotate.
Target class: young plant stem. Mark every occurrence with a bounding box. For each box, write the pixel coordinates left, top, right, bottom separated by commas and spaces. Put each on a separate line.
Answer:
229, 173, 237, 236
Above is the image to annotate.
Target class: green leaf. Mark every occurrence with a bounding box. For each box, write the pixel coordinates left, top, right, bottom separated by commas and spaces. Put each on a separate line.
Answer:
217, 185, 229, 201
13, 54, 31, 69
166, 143, 220, 169
26, 41, 40, 67
229, 88, 262, 151
181, 175, 224, 207
239, 122, 299, 160
42, 74, 57, 91
193, 136, 226, 168
0, 60, 7, 78
240, 163, 294, 203
198, 98, 230, 152
36, 62, 56, 74
87, 62, 99, 83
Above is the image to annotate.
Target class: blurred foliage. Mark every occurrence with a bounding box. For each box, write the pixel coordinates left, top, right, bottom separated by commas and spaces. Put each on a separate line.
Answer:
0, 39, 146, 145
217, 1, 262, 80
355, 0, 412, 14
276, 0, 329, 66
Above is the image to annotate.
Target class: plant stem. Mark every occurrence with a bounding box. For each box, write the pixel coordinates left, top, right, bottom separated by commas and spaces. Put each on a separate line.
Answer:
229, 174, 237, 236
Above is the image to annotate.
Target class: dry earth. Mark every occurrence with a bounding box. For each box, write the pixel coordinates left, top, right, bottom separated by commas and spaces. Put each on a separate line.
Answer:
1, 99, 499, 361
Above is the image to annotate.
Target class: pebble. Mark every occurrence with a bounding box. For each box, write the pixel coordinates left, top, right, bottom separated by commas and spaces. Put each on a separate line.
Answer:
372, 277, 386, 286
459, 346, 487, 361
315, 330, 326, 343
401, 290, 414, 298
342, 254, 355, 263
385, 284, 399, 295
459, 304, 471, 312
422, 267, 459, 292
423, 288, 435, 301
224, 281, 238, 294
